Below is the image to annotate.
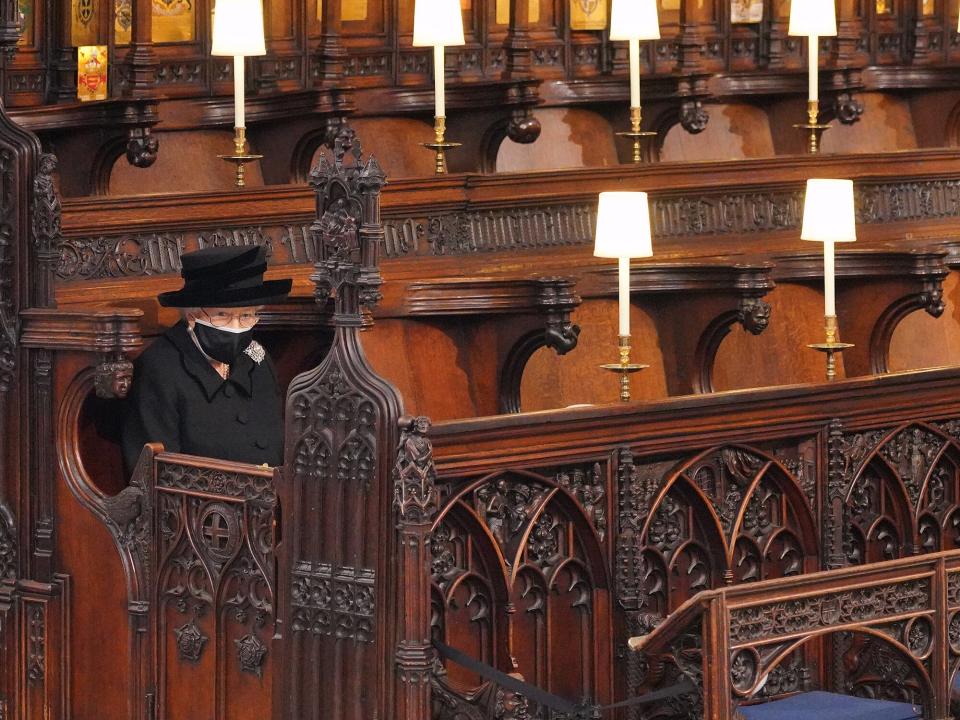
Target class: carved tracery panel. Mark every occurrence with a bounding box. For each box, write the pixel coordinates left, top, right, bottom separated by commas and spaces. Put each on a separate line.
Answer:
431, 463, 611, 709
835, 422, 960, 565
625, 445, 819, 616
153, 459, 276, 720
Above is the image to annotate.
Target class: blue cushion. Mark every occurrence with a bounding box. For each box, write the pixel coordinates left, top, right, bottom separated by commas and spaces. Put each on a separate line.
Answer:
738, 691, 921, 720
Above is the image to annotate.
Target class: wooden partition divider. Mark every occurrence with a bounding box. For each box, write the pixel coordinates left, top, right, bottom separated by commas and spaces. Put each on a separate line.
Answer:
629, 549, 960, 720
4, 77, 960, 720
425, 368, 960, 718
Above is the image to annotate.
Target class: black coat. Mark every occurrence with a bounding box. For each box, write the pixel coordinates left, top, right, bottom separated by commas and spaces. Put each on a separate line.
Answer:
121, 321, 284, 472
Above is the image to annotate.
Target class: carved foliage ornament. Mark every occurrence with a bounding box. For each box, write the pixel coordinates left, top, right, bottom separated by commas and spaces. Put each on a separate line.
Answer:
157, 461, 276, 503
393, 415, 438, 525
31, 153, 60, 257
730, 579, 930, 644
54, 180, 960, 277
0, 507, 15, 581
290, 561, 376, 643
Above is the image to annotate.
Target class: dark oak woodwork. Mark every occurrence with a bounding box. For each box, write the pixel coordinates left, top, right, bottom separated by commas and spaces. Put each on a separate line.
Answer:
0, 0, 957, 192
4, 14, 960, 712
426, 368, 960, 718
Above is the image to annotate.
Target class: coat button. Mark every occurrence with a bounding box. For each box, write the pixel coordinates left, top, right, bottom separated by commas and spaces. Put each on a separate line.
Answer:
254, 438, 268, 449
236, 411, 249, 425
223, 385, 234, 399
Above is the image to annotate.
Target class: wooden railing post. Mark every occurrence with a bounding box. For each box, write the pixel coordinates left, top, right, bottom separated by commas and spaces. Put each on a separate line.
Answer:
392, 416, 438, 720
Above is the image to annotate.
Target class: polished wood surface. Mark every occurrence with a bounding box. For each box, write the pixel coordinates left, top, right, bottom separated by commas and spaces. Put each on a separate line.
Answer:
3, 7, 960, 715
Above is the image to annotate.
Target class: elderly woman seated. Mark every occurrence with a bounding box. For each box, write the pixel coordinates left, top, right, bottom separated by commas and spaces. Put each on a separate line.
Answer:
121, 245, 292, 471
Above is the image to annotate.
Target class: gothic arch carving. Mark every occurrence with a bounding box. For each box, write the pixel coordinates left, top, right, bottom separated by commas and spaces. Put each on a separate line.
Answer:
639, 445, 819, 607
843, 422, 960, 562
57, 369, 151, 604
869, 286, 946, 374
431, 463, 612, 703
738, 628, 933, 710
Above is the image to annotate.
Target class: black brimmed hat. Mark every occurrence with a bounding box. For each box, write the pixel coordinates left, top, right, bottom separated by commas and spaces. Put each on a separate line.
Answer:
158, 246, 292, 308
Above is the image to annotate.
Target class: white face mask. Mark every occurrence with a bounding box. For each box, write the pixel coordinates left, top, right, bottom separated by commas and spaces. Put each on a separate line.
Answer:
193, 317, 251, 334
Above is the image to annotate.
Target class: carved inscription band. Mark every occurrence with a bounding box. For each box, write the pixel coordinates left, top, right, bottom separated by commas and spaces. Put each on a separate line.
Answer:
57, 179, 960, 281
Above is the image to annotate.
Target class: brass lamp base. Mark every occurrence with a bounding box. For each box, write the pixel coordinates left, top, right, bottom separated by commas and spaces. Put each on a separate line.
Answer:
421, 116, 461, 175
792, 122, 831, 154
615, 107, 657, 163
601, 335, 648, 402
807, 315, 853, 382
218, 128, 262, 188
793, 100, 830, 154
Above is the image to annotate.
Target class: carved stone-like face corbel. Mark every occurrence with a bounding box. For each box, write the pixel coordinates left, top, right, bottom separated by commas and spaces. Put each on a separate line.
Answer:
738, 297, 772, 336
679, 100, 710, 135
537, 277, 582, 356
922, 279, 945, 318
95, 357, 134, 399
126, 128, 160, 169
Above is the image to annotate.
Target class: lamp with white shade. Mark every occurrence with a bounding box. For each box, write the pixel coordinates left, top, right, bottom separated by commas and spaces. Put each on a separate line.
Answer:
610, 0, 660, 163
595, 191, 654, 401
788, 0, 836, 154
212, 0, 267, 187
802, 178, 856, 381
413, 0, 465, 174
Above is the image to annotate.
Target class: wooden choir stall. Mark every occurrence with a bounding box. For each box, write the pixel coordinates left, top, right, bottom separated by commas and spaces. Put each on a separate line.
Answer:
0, 124, 957, 719
3, 0, 960, 717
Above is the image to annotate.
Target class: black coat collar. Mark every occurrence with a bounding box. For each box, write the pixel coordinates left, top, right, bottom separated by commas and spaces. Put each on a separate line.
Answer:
164, 321, 256, 401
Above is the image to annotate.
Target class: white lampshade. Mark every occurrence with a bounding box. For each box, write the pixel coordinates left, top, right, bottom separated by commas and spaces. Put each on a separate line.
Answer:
212, 0, 266, 56
788, 0, 837, 37
413, 0, 465, 47
801, 179, 857, 243
594, 192, 654, 258
610, 0, 660, 41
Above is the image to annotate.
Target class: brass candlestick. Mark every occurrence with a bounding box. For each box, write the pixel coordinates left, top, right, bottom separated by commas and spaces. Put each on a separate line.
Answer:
793, 99, 831, 155
601, 335, 648, 402
807, 315, 853, 382
218, 127, 263, 188
616, 106, 657, 164
421, 116, 461, 175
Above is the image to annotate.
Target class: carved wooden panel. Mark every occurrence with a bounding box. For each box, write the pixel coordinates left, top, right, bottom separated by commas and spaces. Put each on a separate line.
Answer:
153, 457, 277, 720
617, 444, 819, 620
431, 461, 612, 709
54, 169, 960, 282
274, 129, 406, 720
830, 421, 960, 566
633, 550, 955, 720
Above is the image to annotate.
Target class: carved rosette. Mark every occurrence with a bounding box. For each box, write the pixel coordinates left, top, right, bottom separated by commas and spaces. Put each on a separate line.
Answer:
174, 620, 208, 663
235, 634, 268, 677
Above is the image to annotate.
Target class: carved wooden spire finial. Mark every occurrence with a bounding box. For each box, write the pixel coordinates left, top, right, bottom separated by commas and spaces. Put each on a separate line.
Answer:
308, 123, 385, 322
